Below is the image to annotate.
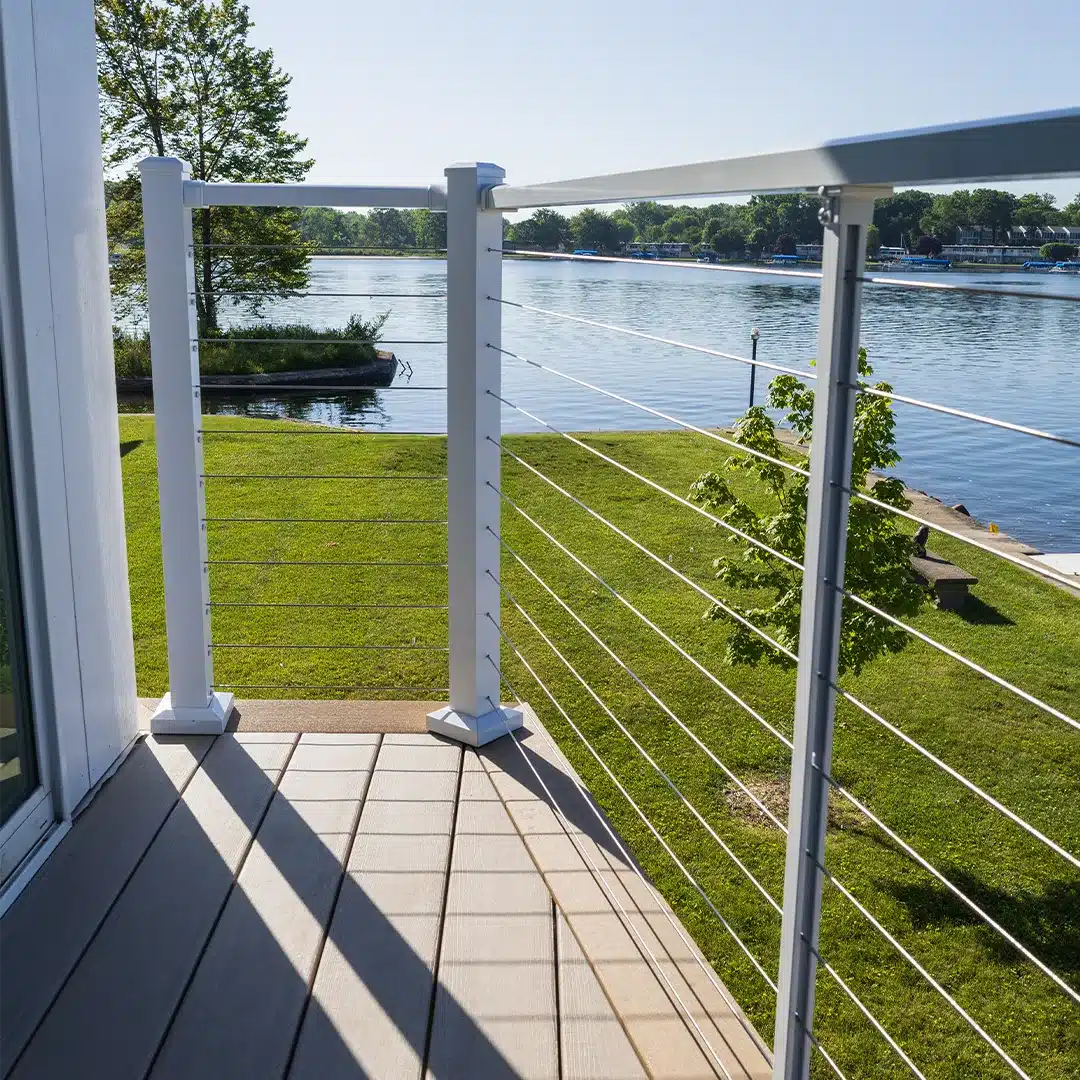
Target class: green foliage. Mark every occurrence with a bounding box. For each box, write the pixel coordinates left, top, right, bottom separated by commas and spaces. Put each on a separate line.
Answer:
1039, 242, 1078, 261
872, 190, 932, 248
1013, 192, 1062, 228
690, 349, 927, 675
865, 223, 882, 258
97, 0, 313, 333
915, 235, 942, 256
507, 209, 572, 250
1065, 193, 1080, 226
569, 207, 626, 252
113, 312, 388, 378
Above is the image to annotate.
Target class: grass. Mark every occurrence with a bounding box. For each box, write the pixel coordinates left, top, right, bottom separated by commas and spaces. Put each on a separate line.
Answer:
113, 314, 387, 379
119, 414, 1080, 1079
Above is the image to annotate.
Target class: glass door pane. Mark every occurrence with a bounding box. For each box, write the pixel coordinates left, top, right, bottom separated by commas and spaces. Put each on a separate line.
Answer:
0, 350, 36, 827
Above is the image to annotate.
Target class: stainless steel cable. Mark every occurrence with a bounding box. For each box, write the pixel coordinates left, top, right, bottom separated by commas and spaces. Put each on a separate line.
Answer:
485, 640, 779, 993
492, 490, 1079, 1002
490, 344, 809, 477
834, 687, 1080, 872
196, 383, 446, 392
847, 383, 1080, 449
196, 337, 446, 346
488, 389, 804, 569
498, 247, 824, 281
212, 683, 448, 692
816, 861, 1032, 1080
488, 500, 793, 749
201, 473, 446, 481
491, 624, 917, 1079
205, 558, 447, 568
489, 580, 789, 888
490, 536, 789, 834
859, 273, 1080, 304
204, 516, 447, 524
848, 487, 1080, 592
193, 290, 446, 298
819, 763, 1080, 1005
208, 601, 447, 610
840, 588, 1078, 731
480, 683, 740, 1080
201, 429, 447, 437
810, 946, 927, 1080
493, 439, 798, 662
210, 643, 447, 651
493, 298, 818, 380
809, 1037, 850, 1080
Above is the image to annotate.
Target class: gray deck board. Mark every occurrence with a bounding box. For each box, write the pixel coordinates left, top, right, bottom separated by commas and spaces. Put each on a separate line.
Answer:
424, 751, 558, 1080
558, 909, 648, 1080
148, 734, 377, 1080
8, 733, 296, 1080
0, 735, 212, 1076
479, 720, 772, 1080
288, 734, 459, 1080
1, 710, 769, 1080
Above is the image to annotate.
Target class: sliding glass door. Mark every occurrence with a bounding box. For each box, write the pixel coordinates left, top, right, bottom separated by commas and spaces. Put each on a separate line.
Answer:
0, 341, 50, 884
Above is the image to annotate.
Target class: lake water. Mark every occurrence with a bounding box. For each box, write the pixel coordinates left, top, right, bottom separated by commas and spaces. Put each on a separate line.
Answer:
202, 257, 1080, 551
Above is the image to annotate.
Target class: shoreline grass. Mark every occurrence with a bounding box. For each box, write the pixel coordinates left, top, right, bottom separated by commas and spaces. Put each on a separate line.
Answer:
120, 414, 1080, 1079
113, 314, 387, 379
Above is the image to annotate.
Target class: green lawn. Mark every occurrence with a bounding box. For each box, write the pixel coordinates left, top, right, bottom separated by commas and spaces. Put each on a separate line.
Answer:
120, 414, 1080, 1080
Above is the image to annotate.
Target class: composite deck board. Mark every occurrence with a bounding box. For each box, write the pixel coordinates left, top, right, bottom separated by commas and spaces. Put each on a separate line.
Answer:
288, 733, 460, 1080
7, 733, 296, 1080
424, 750, 558, 1080
557, 909, 648, 1080
148, 734, 378, 1080
479, 721, 772, 1080
0, 734, 212, 1076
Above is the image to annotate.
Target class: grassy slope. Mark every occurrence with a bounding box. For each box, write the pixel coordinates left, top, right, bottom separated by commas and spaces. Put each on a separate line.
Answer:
120, 415, 1080, 1080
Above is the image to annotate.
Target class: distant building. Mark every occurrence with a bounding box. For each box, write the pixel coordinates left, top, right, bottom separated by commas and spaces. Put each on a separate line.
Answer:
625, 241, 692, 257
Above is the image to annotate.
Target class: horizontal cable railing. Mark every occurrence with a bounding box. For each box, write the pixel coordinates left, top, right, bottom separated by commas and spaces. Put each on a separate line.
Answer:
135, 122, 1077, 1079
488, 243, 1077, 1075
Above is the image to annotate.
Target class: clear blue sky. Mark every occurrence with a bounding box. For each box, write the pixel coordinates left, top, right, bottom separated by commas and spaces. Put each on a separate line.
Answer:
244, 0, 1080, 206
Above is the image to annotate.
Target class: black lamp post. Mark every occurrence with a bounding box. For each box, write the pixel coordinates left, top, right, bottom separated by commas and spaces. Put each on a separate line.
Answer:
749, 327, 760, 408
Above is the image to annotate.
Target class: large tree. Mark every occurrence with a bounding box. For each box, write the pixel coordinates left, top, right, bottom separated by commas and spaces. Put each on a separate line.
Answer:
97, 0, 314, 334
872, 190, 933, 248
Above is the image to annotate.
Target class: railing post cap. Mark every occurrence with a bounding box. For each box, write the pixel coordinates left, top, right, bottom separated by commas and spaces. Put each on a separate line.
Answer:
445, 161, 505, 183
138, 156, 190, 177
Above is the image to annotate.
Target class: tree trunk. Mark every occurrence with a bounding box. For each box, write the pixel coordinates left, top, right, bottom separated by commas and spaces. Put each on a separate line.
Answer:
200, 207, 216, 335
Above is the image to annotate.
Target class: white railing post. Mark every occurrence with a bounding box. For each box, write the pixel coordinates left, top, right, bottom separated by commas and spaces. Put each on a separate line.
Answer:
773, 186, 879, 1079
140, 157, 233, 734
428, 162, 522, 746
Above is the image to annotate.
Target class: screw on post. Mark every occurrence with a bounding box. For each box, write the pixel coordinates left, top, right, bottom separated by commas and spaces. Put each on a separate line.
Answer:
749, 327, 760, 408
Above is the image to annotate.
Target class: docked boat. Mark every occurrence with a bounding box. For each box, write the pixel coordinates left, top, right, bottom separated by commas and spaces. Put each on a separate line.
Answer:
881, 255, 952, 272
1049, 261, 1080, 274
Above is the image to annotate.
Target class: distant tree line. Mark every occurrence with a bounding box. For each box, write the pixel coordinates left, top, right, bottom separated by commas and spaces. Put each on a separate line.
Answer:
498, 189, 1080, 257
298, 207, 446, 250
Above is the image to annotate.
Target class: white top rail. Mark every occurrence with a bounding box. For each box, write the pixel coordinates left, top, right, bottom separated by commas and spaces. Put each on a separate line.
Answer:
488, 108, 1080, 210
182, 178, 447, 210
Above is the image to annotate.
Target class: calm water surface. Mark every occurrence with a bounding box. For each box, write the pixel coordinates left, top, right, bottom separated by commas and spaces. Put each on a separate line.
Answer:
204, 257, 1080, 550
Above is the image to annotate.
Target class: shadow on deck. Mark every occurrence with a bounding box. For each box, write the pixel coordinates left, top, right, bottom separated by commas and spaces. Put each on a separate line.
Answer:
0, 701, 770, 1080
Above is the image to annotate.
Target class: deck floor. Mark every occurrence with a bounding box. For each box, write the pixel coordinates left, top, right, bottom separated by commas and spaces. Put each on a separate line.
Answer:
0, 711, 770, 1080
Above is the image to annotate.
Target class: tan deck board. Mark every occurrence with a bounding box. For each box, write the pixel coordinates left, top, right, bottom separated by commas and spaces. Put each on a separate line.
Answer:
425, 751, 558, 1080
558, 908, 649, 1080
7, 733, 296, 1080
479, 719, 772, 1080
0, 735, 212, 1076
2, 710, 773, 1080
148, 734, 377, 1080
288, 734, 459, 1080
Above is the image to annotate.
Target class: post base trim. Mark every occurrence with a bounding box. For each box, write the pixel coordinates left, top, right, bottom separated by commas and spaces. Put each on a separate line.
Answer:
426, 704, 523, 747
150, 691, 235, 735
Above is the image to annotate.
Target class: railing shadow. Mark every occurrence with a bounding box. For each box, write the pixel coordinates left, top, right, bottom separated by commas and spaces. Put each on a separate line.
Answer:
880, 866, 1080, 978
